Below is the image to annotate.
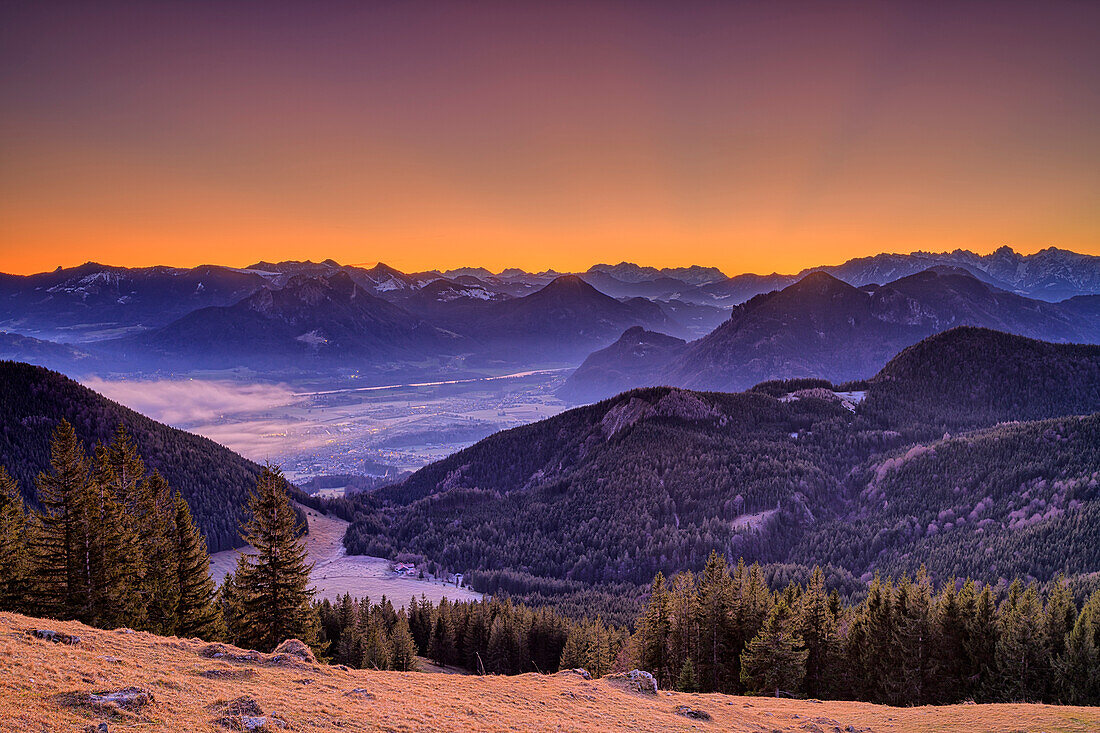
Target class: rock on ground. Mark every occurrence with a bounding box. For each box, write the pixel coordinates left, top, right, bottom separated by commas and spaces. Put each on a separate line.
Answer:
604, 669, 658, 695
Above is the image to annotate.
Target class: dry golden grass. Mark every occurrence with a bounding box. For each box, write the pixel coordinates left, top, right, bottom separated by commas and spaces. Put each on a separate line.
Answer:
2, 612, 1097, 732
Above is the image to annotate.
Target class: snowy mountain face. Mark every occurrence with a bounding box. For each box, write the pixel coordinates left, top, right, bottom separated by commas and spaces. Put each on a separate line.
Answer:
808, 247, 1100, 301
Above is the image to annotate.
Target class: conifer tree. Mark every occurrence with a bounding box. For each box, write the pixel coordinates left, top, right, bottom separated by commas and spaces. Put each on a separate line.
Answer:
740, 598, 807, 697
696, 551, 736, 692
559, 621, 590, 671
676, 656, 699, 692
217, 571, 248, 644
390, 614, 419, 671
32, 420, 92, 620
172, 491, 220, 639
636, 571, 671, 687
231, 465, 317, 651
933, 579, 970, 703
408, 596, 433, 652
1042, 576, 1076, 676
360, 623, 391, 670
849, 574, 895, 703
88, 443, 146, 630
996, 583, 1047, 701
892, 570, 935, 705
105, 423, 145, 507
969, 583, 999, 700
1056, 590, 1099, 705
428, 598, 457, 667
135, 471, 180, 634
0, 467, 28, 611
798, 566, 838, 699
666, 571, 698, 689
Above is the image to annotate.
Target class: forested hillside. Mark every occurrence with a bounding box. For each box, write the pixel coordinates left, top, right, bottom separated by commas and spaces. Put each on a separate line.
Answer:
861, 327, 1100, 434
345, 328, 1100, 614
0, 361, 287, 551
789, 414, 1100, 581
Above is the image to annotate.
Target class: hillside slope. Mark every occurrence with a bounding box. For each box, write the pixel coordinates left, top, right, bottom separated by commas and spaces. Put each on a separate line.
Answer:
4, 612, 1097, 733
0, 361, 270, 552
347, 329, 1100, 598
558, 326, 688, 403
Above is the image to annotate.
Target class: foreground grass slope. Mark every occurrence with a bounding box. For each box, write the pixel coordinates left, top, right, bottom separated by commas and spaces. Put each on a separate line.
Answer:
3, 612, 1098, 733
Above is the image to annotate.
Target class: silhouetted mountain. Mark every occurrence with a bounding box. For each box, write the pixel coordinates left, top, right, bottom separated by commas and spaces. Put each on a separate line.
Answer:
558, 326, 687, 403
698, 273, 797, 305
580, 271, 696, 300
120, 271, 465, 370
0, 361, 289, 552
663, 272, 930, 391
0, 262, 267, 341
467, 275, 686, 362
807, 246, 1100, 301
0, 332, 103, 375
587, 262, 726, 286
346, 328, 1100, 599
568, 268, 1100, 396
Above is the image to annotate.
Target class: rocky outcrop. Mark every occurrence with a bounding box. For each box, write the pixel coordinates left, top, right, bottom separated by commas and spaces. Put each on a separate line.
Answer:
272, 638, 317, 664
604, 669, 658, 694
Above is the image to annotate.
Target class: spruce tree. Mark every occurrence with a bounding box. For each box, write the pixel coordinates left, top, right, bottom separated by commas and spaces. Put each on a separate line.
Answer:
666, 571, 698, 689
996, 583, 1047, 701
740, 598, 807, 697
933, 579, 970, 703
88, 443, 146, 630
798, 566, 838, 699
217, 570, 248, 645
135, 471, 180, 635
696, 551, 736, 692
0, 467, 28, 611
636, 571, 671, 687
1042, 574, 1077, 700
1056, 590, 1100, 705
559, 622, 590, 672
428, 598, 457, 667
232, 465, 317, 651
32, 420, 92, 620
390, 614, 419, 671
969, 583, 999, 700
892, 570, 935, 705
173, 491, 220, 639
676, 656, 699, 692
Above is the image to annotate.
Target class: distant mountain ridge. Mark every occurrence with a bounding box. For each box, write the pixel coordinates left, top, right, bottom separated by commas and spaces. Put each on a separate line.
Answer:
116, 271, 465, 370
3, 247, 1098, 378
563, 267, 1100, 401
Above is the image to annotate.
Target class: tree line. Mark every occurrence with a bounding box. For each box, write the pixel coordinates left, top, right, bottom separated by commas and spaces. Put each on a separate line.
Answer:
0, 420, 219, 637
632, 551, 1100, 705
0, 420, 318, 652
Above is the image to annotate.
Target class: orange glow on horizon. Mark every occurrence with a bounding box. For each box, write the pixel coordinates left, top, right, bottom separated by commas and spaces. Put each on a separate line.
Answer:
1, 2, 1097, 277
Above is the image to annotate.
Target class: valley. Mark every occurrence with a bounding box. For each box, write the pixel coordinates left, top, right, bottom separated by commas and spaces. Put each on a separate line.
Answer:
86, 368, 567, 482
209, 507, 482, 605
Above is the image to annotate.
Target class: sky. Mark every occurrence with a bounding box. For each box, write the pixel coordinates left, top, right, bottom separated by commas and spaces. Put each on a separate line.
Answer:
1, 1, 1098, 276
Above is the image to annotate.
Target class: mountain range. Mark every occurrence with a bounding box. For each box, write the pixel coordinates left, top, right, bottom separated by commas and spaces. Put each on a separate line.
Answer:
345, 328, 1100, 611
2, 246, 1099, 381
562, 267, 1100, 402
